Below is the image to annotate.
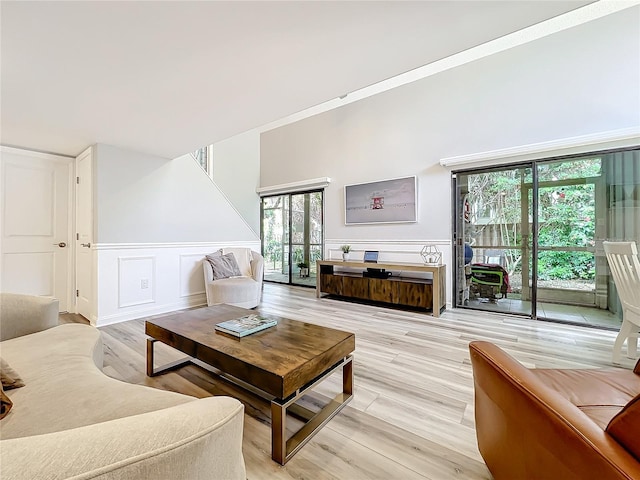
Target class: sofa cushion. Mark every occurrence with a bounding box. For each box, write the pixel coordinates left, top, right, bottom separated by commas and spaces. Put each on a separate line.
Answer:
531, 367, 640, 408
208, 253, 242, 280
0, 357, 24, 390
607, 393, 640, 461
209, 276, 260, 305
531, 367, 640, 429
579, 405, 626, 429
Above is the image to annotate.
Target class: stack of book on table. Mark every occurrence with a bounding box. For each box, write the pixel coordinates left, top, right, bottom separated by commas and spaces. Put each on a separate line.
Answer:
215, 314, 278, 337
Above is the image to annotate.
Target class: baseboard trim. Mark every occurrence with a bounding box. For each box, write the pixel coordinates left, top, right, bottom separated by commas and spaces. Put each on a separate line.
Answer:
96, 295, 207, 327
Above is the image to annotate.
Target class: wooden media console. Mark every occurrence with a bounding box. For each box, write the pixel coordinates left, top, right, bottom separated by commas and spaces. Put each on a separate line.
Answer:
316, 260, 446, 317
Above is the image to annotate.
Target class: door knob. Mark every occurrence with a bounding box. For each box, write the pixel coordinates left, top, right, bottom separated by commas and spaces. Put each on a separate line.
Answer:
81, 243, 91, 248
53, 242, 67, 248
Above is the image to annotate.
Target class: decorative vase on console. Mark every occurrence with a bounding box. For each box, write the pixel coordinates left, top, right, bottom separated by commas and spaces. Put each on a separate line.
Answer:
340, 245, 351, 261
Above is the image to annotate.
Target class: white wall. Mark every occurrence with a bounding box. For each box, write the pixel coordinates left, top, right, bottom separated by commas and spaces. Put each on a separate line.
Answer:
212, 130, 261, 235
93, 143, 260, 325
95, 144, 258, 243
259, 8, 640, 304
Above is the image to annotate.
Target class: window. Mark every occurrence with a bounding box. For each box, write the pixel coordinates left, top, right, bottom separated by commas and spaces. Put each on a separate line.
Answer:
191, 145, 213, 176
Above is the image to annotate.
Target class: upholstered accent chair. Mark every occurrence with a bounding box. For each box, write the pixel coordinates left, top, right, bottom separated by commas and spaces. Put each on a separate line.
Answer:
470, 341, 640, 480
203, 247, 264, 309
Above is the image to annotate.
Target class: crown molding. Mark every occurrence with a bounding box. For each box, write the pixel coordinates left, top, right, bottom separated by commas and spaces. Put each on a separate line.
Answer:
440, 126, 640, 169
257, 177, 331, 196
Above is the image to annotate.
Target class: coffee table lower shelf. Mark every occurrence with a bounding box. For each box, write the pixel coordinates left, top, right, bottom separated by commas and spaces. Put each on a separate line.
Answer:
146, 338, 353, 465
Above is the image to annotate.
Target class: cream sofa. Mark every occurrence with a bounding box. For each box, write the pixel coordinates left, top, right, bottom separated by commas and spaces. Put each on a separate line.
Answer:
0, 293, 246, 480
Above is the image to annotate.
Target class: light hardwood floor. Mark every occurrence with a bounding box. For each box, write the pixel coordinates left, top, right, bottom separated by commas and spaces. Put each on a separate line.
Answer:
63, 283, 637, 480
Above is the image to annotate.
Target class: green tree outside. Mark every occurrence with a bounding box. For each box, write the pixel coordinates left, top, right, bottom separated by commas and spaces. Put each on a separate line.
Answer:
466, 159, 601, 283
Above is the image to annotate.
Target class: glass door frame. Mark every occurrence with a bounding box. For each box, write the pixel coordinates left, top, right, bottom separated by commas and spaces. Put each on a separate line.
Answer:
522, 174, 601, 309
452, 148, 634, 330
260, 189, 324, 288
452, 162, 537, 317
453, 159, 601, 321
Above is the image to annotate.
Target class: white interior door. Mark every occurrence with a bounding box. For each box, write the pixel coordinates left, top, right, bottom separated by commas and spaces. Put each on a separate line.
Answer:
0, 147, 73, 311
75, 147, 94, 321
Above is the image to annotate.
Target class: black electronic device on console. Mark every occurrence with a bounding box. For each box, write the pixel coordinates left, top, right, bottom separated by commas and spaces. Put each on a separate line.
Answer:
363, 250, 379, 263
363, 267, 391, 279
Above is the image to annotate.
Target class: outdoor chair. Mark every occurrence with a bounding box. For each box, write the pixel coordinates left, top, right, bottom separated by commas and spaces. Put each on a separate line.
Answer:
603, 241, 640, 363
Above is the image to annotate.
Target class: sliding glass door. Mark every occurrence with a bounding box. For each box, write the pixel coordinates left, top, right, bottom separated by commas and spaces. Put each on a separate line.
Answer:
261, 190, 323, 287
262, 195, 291, 283
454, 165, 532, 316
290, 192, 323, 286
534, 159, 600, 321
453, 148, 640, 329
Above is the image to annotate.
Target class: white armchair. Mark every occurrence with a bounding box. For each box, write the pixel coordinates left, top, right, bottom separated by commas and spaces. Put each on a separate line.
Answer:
203, 248, 263, 309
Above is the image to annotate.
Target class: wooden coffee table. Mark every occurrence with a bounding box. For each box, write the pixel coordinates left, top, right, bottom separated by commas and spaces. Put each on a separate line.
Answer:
145, 304, 355, 464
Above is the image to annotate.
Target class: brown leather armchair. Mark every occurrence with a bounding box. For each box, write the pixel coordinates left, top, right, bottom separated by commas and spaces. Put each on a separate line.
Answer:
469, 341, 640, 480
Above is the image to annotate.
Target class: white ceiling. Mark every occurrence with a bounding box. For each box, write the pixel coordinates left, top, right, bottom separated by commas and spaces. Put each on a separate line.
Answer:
1, 1, 593, 159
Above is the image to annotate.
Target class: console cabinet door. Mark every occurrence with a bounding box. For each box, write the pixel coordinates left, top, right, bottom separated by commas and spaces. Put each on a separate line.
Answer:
343, 277, 369, 299
396, 282, 433, 309
369, 278, 395, 303
320, 274, 343, 295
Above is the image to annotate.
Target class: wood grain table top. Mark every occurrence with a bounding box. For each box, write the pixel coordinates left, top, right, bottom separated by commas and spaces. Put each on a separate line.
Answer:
145, 304, 355, 399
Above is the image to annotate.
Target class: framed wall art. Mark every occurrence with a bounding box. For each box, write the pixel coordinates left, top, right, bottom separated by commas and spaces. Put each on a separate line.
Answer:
344, 175, 417, 225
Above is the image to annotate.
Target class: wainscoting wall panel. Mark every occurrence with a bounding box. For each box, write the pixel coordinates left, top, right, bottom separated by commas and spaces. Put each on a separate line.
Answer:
179, 253, 207, 298
118, 256, 156, 308
96, 241, 260, 326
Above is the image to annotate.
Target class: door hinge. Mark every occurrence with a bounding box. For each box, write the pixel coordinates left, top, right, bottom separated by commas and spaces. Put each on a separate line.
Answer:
76, 177, 80, 184
76, 289, 79, 297
77, 233, 79, 240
